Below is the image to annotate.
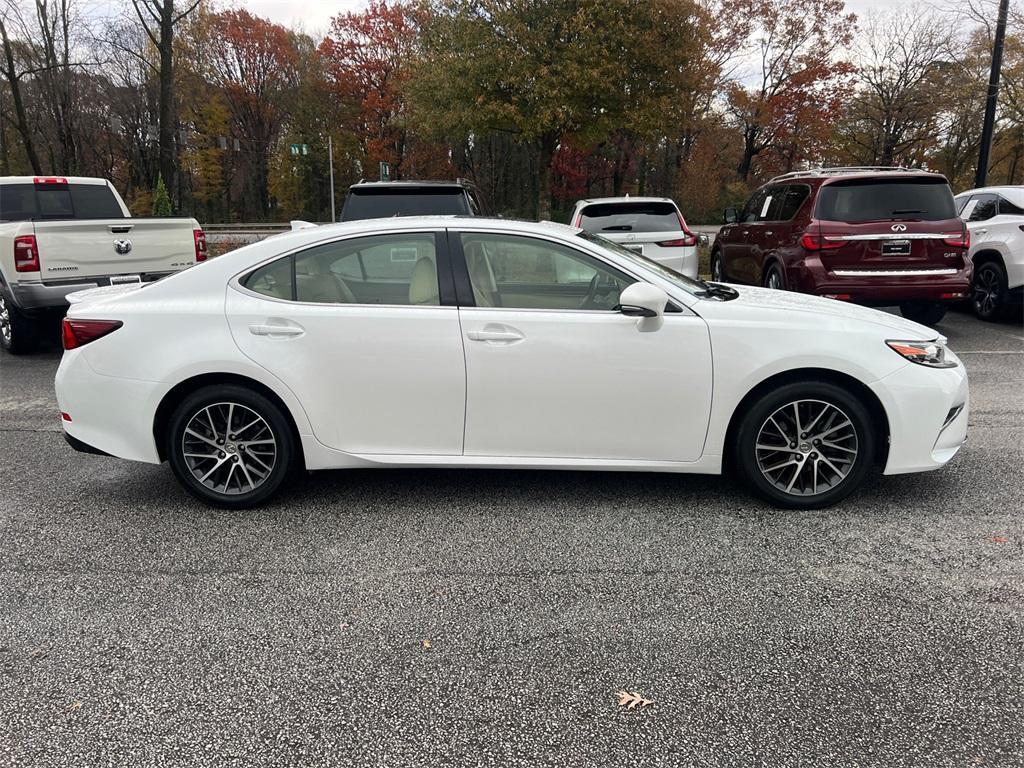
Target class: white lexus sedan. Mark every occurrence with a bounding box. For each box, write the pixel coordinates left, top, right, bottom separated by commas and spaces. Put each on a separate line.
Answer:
55, 217, 969, 509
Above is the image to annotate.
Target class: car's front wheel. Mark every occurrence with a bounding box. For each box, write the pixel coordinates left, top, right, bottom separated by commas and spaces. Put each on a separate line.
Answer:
972, 259, 1008, 321
735, 381, 876, 509
167, 384, 296, 508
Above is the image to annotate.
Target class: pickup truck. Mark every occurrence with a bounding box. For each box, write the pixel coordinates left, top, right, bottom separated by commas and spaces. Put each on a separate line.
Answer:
0, 176, 206, 354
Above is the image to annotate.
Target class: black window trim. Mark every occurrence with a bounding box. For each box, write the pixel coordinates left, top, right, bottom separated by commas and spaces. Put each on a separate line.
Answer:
446, 228, 683, 313
235, 229, 458, 308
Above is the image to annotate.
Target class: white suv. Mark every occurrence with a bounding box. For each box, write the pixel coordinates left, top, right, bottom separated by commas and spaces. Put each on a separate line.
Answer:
570, 197, 699, 278
954, 185, 1024, 321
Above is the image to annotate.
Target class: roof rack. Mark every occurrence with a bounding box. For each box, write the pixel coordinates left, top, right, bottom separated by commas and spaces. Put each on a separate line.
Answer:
768, 166, 923, 183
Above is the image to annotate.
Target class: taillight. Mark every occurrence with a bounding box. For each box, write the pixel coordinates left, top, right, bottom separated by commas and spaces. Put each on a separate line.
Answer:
194, 229, 208, 262
659, 213, 697, 247
800, 232, 843, 251
62, 318, 123, 350
14, 235, 40, 272
943, 229, 970, 248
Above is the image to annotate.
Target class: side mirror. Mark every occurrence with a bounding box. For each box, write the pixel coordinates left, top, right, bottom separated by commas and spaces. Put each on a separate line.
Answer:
617, 282, 668, 318
724, 207, 738, 224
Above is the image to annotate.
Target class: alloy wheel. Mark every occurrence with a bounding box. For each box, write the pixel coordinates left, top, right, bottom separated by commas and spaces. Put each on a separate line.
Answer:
0, 294, 11, 346
181, 402, 278, 495
755, 399, 859, 496
765, 269, 782, 290
973, 265, 1000, 317
712, 256, 723, 281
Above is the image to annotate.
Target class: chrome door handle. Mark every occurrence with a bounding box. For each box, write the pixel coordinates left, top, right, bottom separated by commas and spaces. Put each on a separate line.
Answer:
765, 230, 774, 235
467, 330, 524, 343
249, 323, 304, 337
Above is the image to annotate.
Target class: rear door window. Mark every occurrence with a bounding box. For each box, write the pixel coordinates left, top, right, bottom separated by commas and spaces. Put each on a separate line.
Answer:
816, 178, 957, 222
966, 194, 998, 222
778, 185, 810, 220
578, 202, 681, 233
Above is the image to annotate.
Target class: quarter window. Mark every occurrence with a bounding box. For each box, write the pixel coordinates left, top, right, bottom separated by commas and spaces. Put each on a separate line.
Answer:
459, 233, 634, 311
998, 196, 1024, 216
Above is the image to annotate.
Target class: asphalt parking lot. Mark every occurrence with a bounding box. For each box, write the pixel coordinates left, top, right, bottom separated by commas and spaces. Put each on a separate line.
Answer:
1, 309, 1022, 767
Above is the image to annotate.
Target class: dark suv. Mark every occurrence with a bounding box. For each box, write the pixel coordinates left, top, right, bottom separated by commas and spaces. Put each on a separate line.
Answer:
711, 167, 972, 325
340, 180, 481, 221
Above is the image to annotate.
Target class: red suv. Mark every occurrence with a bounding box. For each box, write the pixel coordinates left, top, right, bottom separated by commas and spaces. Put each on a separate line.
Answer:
711, 167, 972, 325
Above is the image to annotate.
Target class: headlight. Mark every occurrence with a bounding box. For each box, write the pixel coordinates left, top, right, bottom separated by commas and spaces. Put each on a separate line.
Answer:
886, 339, 958, 368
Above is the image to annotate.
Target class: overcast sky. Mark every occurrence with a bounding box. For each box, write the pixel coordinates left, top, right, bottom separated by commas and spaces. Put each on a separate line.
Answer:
233, 0, 914, 35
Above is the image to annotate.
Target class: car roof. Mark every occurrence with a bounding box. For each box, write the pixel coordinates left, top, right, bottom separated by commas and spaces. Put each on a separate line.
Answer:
0, 175, 109, 185
284, 215, 578, 238
955, 185, 1024, 201
574, 196, 677, 206
348, 180, 470, 190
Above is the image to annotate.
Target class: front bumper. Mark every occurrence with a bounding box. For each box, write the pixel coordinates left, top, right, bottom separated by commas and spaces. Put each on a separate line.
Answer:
869, 356, 969, 475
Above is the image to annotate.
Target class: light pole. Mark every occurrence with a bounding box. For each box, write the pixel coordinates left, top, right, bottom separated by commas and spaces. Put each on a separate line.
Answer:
976, 0, 1010, 188
328, 135, 336, 223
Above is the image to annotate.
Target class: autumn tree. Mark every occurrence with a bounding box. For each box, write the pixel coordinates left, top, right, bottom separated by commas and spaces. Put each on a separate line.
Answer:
319, 1, 426, 181
129, 0, 202, 197
411, 0, 709, 218
206, 9, 300, 219
726, 0, 856, 181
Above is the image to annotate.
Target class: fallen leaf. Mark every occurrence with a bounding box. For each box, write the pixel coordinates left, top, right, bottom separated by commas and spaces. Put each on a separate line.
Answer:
28, 648, 47, 659
66, 700, 82, 713
616, 690, 654, 709
989, 536, 1009, 544
421, 639, 432, 649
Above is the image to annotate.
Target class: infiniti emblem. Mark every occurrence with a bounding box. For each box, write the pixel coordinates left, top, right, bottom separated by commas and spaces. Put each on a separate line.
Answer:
113, 239, 133, 255
890, 224, 907, 232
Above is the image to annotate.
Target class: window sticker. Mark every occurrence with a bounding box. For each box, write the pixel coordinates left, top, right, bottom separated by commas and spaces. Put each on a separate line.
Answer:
959, 199, 978, 221
760, 195, 773, 218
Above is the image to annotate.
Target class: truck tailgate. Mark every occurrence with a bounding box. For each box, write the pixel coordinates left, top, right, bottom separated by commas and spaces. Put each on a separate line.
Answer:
34, 218, 198, 280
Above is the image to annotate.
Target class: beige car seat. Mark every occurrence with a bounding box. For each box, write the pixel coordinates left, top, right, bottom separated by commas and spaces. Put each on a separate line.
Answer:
408, 256, 439, 305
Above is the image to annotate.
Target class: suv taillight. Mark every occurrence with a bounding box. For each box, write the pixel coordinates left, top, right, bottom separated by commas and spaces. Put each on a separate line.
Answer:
194, 229, 208, 262
14, 235, 40, 272
62, 318, 123, 350
943, 229, 970, 248
800, 232, 843, 251
658, 213, 698, 247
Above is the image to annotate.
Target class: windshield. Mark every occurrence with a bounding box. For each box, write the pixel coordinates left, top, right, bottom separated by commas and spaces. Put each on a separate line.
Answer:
816, 178, 957, 223
577, 231, 707, 295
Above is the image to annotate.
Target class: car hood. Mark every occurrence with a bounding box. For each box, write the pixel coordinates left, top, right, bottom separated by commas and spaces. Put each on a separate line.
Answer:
714, 284, 941, 339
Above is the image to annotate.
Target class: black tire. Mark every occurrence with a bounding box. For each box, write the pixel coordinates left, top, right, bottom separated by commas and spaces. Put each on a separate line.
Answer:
710, 249, 726, 282
972, 259, 1008, 322
762, 262, 784, 290
166, 384, 296, 508
0, 293, 41, 355
734, 380, 876, 509
899, 301, 947, 326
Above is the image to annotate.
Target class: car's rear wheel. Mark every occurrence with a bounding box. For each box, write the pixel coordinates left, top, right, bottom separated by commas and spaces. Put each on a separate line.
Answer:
167, 384, 296, 508
972, 260, 1008, 321
735, 381, 876, 509
762, 262, 784, 290
899, 301, 947, 326
0, 293, 41, 355
710, 250, 726, 282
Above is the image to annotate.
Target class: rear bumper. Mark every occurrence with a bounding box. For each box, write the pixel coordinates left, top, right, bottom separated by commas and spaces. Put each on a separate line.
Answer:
790, 255, 972, 303
870, 357, 969, 475
10, 272, 176, 311
56, 348, 166, 464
